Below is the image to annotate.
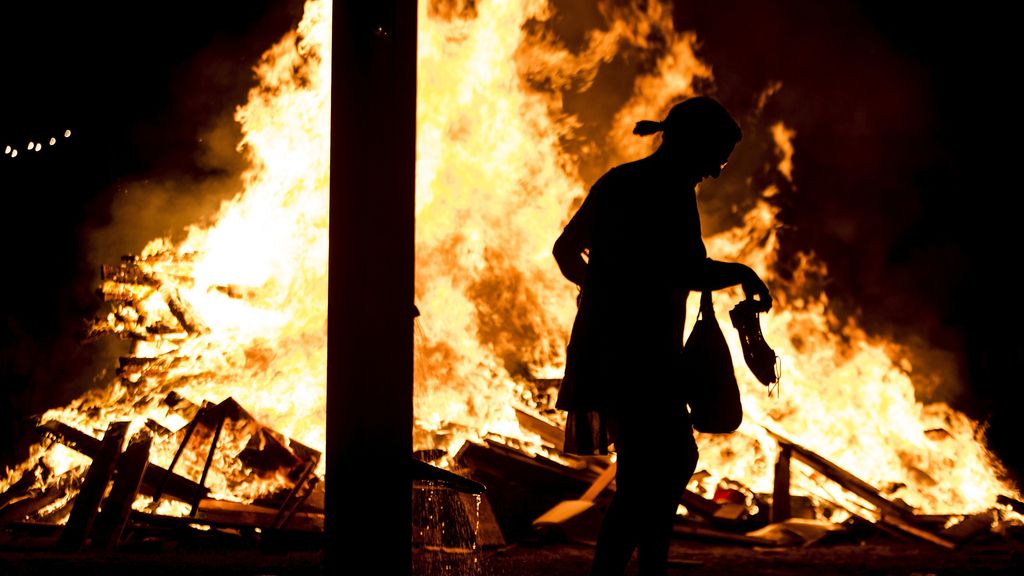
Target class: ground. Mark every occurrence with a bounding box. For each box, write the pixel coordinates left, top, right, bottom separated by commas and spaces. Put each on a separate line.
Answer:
2, 538, 1022, 575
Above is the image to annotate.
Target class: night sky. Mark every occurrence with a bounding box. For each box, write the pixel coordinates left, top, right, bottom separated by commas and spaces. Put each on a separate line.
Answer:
2, 0, 1022, 490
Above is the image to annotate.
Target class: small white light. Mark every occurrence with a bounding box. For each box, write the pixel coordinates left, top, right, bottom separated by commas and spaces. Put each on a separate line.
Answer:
11, 149, 18, 158
65, 129, 71, 138
49, 137, 56, 145
4, 145, 9, 154
27, 141, 34, 148
35, 143, 42, 151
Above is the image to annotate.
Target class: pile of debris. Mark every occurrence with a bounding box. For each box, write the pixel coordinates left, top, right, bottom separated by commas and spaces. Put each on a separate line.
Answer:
0, 397, 323, 552
427, 405, 1024, 556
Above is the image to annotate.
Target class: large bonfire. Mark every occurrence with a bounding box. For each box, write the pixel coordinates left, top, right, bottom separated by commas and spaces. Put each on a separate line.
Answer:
1, 0, 1017, 523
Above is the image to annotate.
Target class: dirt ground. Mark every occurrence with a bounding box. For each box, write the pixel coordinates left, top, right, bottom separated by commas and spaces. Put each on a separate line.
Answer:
471, 538, 1024, 576
3, 538, 1021, 576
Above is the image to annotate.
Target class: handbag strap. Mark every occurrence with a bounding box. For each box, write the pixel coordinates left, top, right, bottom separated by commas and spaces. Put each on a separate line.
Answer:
699, 290, 714, 320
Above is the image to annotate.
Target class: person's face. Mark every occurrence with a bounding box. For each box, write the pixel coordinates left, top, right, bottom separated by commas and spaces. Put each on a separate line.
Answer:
698, 140, 736, 181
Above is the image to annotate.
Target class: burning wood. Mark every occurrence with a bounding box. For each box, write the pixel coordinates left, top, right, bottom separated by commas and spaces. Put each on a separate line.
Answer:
57, 421, 130, 552
37, 420, 205, 504
1, 395, 326, 551
91, 430, 152, 550
765, 428, 963, 548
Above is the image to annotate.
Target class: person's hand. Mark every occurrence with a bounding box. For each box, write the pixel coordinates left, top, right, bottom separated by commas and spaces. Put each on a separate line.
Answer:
741, 267, 772, 311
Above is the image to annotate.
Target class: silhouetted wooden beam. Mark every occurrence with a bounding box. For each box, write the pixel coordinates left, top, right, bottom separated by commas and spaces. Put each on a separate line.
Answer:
997, 494, 1024, 515
880, 513, 956, 549
766, 428, 963, 548
772, 445, 792, 522
940, 510, 996, 544
131, 504, 323, 533
412, 458, 487, 494
37, 420, 207, 503
92, 430, 152, 551
671, 520, 777, 546
57, 421, 129, 552
679, 489, 721, 520
764, 428, 916, 519
197, 499, 323, 531
0, 481, 67, 528
514, 407, 566, 448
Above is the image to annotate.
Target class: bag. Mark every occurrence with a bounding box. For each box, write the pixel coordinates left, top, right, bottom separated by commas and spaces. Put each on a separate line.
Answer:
679, 291, 742, 433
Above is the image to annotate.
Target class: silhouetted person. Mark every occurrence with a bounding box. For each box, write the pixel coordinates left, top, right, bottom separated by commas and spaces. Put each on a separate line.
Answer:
553, 96, 771, 576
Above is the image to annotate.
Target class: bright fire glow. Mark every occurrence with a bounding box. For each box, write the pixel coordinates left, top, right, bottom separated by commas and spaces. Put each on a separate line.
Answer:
1, 0, 1017, 525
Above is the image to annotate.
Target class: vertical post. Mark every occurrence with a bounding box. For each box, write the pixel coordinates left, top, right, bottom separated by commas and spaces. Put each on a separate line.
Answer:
92, 430, 152, 551
190, 406, 225, 518
57, 421, 130, 552
772, 445, 792, 523
328, 1, 416, 573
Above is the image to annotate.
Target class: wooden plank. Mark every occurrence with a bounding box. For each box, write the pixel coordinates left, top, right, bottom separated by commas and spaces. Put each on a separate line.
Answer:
456, 440, 597, 541
412, 458, 486, 494
514, 407, 565, 448
940, 510, 996, 544
0, 484, 66, 528
130, 508, 323, 533
164, 288, 208, 334
196, 499, 323, 531
997, 494, 1024, 515
57, 421, 129, 552
764, 429, 916, 518
37, 420, 208, 504
672, 521, 778, 546
0, 468, 40, 510
37, 420, 101, 455
881, 513, 956, 549
679, 489, 721, 519
92, 430, 152, 551
102, 262, 158, 285
772, 446, 792, 522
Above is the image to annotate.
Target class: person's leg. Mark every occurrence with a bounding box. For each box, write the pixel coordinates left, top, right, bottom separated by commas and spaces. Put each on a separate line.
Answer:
590, 415, 639, 576
635, 409, 698, 576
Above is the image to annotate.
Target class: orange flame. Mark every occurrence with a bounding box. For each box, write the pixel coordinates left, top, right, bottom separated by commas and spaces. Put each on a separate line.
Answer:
2, 0, 1017, 525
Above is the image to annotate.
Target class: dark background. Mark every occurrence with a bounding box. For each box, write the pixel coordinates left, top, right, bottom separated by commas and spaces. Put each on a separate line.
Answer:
2, 0, 1021, 488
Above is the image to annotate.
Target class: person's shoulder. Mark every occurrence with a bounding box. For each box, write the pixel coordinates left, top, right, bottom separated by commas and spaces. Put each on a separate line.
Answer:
593, 159, 646, 189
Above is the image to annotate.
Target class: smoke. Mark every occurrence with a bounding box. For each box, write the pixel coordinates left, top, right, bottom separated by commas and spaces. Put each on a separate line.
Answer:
0, 0, 304, 469
86, 113, 246, 273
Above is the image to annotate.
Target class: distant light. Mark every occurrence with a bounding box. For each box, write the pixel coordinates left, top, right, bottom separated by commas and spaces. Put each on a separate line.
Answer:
35, 143, 42, 151
3, 145, 9, 155
64, 129, 71, 138
27, 141, 34, 148
11, 149, 17, 158
49, 137, 56, 145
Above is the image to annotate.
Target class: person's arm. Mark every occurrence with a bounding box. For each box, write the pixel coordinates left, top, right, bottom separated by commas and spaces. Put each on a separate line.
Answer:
553, 179, 603, 286
691, 258, 772, 309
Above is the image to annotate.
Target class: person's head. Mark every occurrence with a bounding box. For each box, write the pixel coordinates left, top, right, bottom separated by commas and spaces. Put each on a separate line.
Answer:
634, 96, 742, 180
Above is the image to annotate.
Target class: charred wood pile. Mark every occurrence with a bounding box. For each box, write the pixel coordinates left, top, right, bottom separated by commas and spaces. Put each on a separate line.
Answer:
4, 252, 1023, 563
440, 404, 1024, 555
0, 397, 325, 553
